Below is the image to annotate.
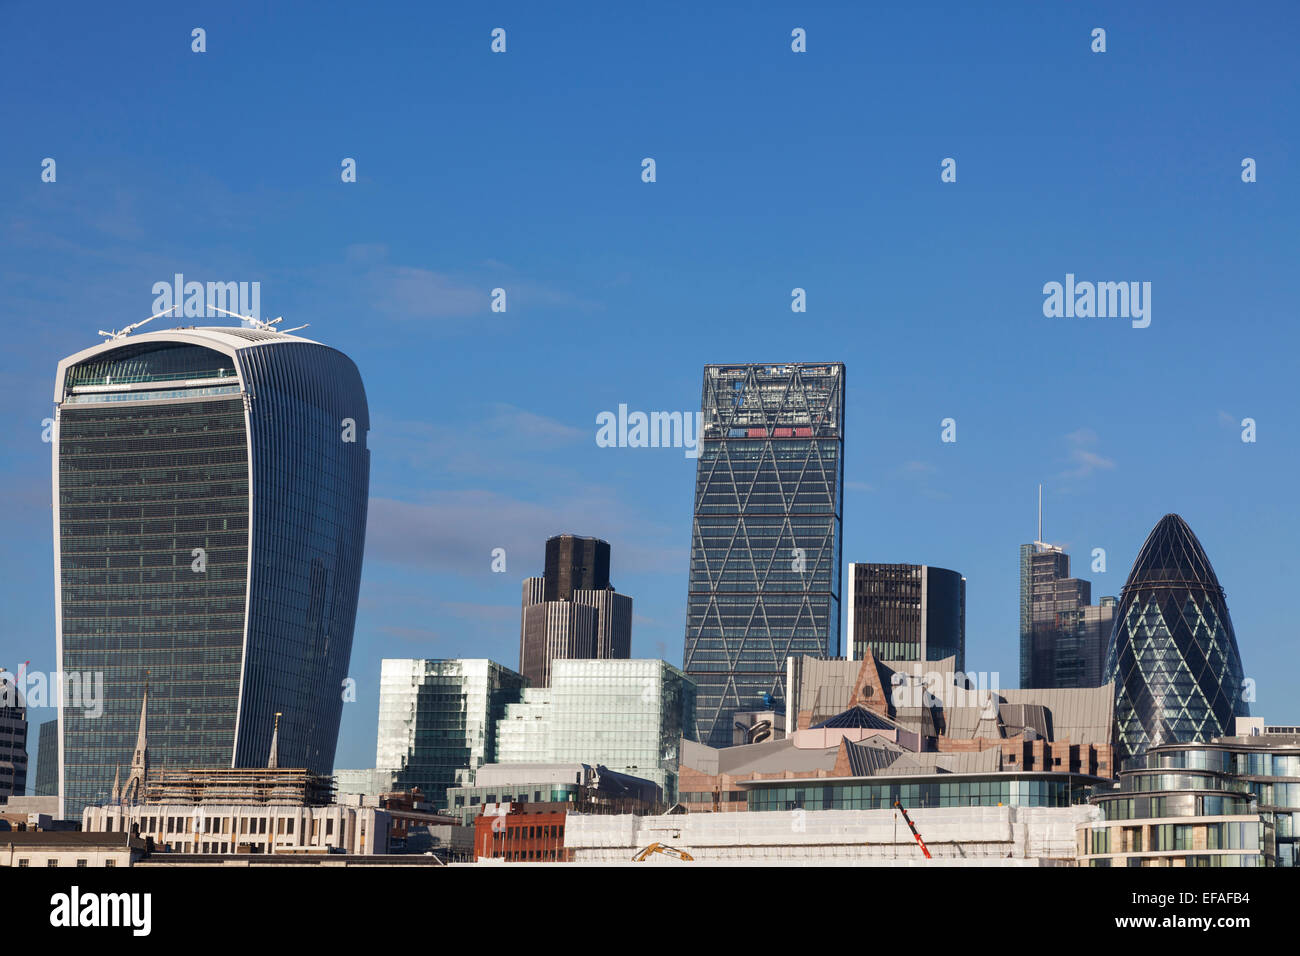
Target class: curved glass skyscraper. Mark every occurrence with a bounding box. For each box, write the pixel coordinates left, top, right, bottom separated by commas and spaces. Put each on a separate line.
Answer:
1104, 514, 1248, 763
53, 327, 369, 818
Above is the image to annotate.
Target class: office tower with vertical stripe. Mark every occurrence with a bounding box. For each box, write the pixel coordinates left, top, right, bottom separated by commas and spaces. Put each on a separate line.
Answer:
52, 326, 369, 818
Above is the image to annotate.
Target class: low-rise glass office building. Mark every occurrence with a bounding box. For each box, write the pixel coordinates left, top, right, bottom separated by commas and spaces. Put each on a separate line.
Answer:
495, 659, 695, 801
370, 659, 526, 810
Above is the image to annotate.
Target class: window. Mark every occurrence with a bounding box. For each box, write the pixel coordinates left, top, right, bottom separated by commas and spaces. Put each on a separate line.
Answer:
76, 859, 88, 867
47, 859, 58, 867
105, 860, 116, 867
17, 859, 28, 868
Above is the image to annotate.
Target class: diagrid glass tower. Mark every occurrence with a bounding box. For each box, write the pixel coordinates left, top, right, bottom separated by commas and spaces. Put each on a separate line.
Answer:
681, 363, 844, 747
52, 326, 369, 818
1104, 513, 1249, 763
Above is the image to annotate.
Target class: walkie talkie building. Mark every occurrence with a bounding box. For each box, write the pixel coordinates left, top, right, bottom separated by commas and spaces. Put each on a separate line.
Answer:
52, 326, 369, 818
681, 363, 845, 748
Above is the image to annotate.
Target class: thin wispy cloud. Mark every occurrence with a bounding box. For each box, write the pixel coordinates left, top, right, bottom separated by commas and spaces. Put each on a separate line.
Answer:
366, 490, 684, 579
1059, 428, 1117, 480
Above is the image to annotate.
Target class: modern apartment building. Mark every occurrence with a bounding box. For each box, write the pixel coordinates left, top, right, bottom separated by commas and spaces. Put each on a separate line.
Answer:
1078, 721, 1291, 867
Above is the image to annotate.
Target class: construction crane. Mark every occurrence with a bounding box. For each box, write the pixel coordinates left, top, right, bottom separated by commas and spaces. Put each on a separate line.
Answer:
631, 842, 694, 862
893, 800, 932, 860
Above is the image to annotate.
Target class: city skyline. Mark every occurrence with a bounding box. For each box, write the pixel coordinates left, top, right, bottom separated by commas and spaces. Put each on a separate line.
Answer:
8, 328, 1291, 778
1, 4, 1297, 779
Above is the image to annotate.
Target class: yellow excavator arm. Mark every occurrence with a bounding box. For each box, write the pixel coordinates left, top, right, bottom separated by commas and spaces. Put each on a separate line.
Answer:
631, 842, 694, 862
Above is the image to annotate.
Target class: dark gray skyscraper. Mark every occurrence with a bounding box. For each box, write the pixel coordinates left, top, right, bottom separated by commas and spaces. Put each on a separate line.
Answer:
543, 534, 610, 601
0, 674, 28, 800
682, 363, 845, 748
846, 563, 965, 671
519, 534, 632, 687
35, 718, 58, 797
1018, 490, 1114, 689
1019, 542, 1091, 687
53, 326, 369, 818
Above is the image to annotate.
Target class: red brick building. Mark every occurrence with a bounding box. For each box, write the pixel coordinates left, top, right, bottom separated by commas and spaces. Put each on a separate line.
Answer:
472, 803, 569, 861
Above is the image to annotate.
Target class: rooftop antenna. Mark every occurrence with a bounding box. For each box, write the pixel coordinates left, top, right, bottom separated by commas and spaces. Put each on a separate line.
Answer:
207, 304, 308, 336
98, 304, 179, 341
1038, 483, 1043, 545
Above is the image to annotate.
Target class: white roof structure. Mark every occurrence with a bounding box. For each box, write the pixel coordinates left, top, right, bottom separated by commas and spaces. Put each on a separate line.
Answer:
54, 325, 321, 402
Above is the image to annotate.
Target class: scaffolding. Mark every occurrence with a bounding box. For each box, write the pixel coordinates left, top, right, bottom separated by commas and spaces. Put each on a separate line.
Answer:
143, 768, 334, 807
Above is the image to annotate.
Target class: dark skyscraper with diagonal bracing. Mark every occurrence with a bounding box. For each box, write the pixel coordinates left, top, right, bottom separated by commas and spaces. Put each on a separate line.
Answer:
1105, 514, 1250, 763
682, 363, 844, 748
52, 326, 369, 819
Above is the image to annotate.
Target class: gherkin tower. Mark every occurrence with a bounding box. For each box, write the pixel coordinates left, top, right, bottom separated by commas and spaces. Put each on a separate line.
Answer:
1104, 514, 1249, 763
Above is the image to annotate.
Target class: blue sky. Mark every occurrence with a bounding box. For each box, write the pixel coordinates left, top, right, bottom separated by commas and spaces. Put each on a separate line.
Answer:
2, 2, 1297, 775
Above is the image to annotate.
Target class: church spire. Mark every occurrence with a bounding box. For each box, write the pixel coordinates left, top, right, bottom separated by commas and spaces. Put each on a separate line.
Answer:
111, 765, 121, 805
268, 712, 281, 769
122, 671, 149, 805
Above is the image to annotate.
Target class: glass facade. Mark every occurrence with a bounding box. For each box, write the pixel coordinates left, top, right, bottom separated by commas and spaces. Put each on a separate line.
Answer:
373, 659, 525, 811
746, 774, 1093, 812
1104, 514, 1249, 762
495, 689, 554, 764
54, 330, 370, 819
35, 718, 58, 796
847, 563, 964, 669
496, 659, 696, 801
683, 363, 844, 747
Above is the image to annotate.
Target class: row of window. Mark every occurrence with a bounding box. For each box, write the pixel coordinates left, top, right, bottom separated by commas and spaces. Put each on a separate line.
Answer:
17, 858, 116, 867
748, 778, 1083, 812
